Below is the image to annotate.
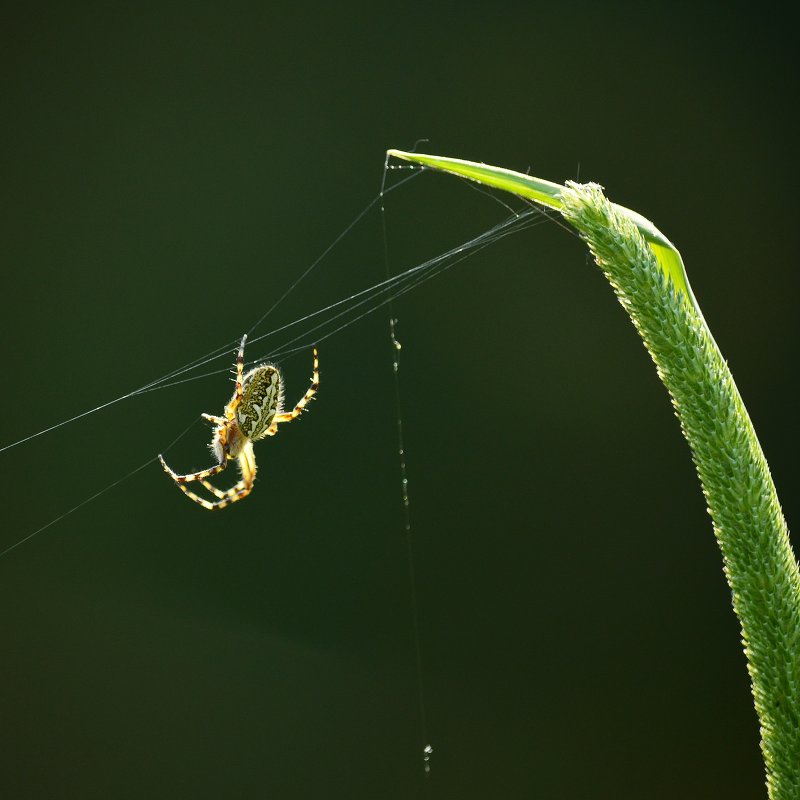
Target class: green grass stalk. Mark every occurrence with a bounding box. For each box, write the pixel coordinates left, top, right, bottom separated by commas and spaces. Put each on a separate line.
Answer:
388, 150, 800, 798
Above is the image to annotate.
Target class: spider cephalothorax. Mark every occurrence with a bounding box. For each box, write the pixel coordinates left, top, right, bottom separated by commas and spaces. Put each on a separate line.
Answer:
159, 335, 319, 510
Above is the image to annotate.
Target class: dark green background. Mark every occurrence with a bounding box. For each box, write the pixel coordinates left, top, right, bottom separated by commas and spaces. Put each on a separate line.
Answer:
1, 3, 797, 798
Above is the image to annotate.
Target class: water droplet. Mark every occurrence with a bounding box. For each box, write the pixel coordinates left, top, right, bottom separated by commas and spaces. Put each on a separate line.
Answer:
423, 743, 433, 774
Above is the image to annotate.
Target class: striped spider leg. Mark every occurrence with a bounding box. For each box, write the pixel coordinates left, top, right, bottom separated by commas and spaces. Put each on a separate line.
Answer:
158, 335, 319, 510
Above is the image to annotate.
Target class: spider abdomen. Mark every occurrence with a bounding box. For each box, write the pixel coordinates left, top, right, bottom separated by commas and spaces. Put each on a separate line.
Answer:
236, 365, 284, 440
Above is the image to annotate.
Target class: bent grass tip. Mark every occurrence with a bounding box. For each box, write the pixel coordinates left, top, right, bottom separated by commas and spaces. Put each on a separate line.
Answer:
387, 147, 800, 799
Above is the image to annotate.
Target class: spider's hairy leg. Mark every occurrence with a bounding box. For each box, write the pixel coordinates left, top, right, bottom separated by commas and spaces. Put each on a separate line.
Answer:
225, 334, 248, 420
199, 446, 257, 502
159, 424, 232, 484
158, 452, 230, 484
159, 412, 234, 484
173, 480, 251, 510
272, 348, 320, 425
199, 479, 235, 500
201, 413, 226, 424
185, 446, 256, 510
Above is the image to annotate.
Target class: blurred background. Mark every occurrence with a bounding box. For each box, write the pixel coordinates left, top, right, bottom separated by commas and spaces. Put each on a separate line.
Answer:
1, 3, 797, 798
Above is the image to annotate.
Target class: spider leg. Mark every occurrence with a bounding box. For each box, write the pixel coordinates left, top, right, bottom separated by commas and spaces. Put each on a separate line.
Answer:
202, 413, 226, 424
174, 481, 253, 510
158, 452, 231, 484
184, 446, 256, 509
271, 347, 319, 426
159, 416, 232, 483
225, 334, 247, 420
160, 403, 237, 484
198, 479, 234, 500
199, 444, 257, 498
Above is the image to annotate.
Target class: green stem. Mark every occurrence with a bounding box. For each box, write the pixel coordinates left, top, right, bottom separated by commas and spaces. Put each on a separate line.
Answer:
389, 150, 800, 798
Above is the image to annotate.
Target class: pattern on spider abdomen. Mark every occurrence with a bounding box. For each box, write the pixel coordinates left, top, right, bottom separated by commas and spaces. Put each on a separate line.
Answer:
236, 365, 284, 440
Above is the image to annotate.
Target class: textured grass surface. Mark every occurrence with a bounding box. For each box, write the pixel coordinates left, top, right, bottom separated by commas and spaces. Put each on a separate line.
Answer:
389, 151, 800, 798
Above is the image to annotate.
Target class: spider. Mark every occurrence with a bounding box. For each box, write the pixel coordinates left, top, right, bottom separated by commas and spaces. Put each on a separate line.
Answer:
159, 334, 319, 510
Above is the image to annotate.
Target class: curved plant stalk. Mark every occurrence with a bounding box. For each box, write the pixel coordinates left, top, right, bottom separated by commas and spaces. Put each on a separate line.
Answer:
388, 149, 800, 798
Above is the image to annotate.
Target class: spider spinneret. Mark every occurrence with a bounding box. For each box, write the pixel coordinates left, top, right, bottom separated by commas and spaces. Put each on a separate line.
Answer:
159, 334, 319, 510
